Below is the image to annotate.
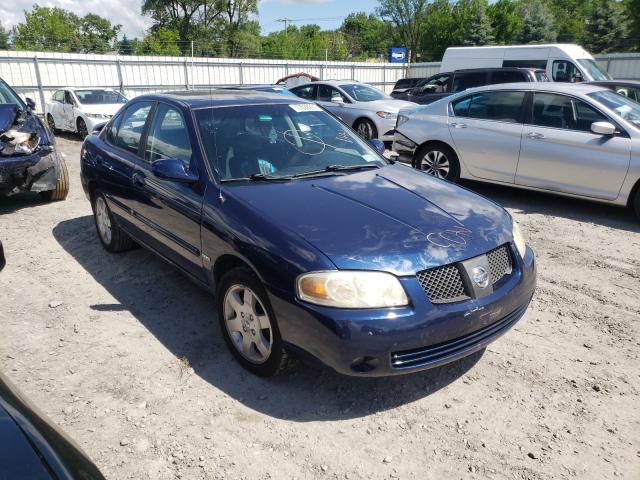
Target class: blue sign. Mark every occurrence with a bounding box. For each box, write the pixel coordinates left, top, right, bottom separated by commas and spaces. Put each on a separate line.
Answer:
389, 48, 407, 63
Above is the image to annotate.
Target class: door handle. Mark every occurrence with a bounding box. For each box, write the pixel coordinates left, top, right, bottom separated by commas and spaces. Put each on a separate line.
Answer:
451, 122, 468, 129
527, 132, 545, 140
132, 172, 146, 187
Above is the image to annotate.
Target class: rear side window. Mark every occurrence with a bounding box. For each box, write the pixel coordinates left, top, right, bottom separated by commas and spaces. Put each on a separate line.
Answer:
452, 72, 487, 92
531, 93, 606, 131
502, 59, 548, 70
53, 91, 64, 103
491, 70, 527, 84
292, 85, 316, 100
145, 103, 192, 167
394, 79, 418, 89
468, 91, 526, 123
114, 101, 153, 155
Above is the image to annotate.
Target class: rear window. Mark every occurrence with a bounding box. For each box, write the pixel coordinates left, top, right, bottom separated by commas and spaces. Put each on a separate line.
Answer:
394, 79, 418, 89
491, 70, 527, 84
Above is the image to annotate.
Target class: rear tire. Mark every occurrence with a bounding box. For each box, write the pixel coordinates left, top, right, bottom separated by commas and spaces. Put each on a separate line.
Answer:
216, 267, 288, 377
354, 118, 377, 141
91, 192, 135, 253
39, 157, 69, 202
413, 143, 460, 182
633, 188, 640, 221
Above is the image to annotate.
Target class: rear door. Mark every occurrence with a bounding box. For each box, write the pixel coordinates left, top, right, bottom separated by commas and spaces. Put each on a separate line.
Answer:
448, 90, 526, 183
516, 92, 631, 200
133, 102, 206, 282
97, 101, 154, 235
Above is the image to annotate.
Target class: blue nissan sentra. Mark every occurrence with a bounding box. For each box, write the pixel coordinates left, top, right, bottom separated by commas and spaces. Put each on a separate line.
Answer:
80, 90, 536, 377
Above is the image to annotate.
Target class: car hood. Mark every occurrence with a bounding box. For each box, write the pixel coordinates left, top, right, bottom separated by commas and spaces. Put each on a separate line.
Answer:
224, 164, 512, 276
78, 104, 123, 116
357, 99, 417, 113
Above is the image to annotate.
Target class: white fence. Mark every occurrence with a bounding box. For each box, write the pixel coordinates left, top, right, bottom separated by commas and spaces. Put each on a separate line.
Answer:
0, 50, 409, 111
2, 50, 640, 112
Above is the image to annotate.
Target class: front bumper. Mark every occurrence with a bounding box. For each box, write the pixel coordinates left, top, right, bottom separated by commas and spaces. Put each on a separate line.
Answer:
270, 245, 536, 377
0, 149, 60, 196
391, 131, 418, 165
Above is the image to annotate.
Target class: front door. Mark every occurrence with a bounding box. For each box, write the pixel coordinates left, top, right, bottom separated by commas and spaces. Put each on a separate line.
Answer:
448, 90, 526, 183
516, 92, 631, 200
316, 84, 349, 121
62, 91, 76, 131
134, 102, 206, 282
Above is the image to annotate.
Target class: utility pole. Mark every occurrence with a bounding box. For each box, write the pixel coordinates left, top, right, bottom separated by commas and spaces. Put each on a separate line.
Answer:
277, 18, 292, 36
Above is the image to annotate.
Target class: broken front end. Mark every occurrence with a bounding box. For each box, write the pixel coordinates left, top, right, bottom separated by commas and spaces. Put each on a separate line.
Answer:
0, 104, 63, 198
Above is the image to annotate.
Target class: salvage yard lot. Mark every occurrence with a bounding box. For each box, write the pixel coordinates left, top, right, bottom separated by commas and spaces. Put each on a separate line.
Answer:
1, 135, 639, 480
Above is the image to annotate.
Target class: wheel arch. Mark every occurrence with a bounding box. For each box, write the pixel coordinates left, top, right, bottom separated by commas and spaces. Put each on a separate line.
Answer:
627, 176, 640, 208
352, 116, 378, 135
213, 254, 259, 291
412, 139, 458, 168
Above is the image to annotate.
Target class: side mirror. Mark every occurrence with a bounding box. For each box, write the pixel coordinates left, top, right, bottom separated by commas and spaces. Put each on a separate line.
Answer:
25, 97, 36, 112
331, 97, 345, 104
152, 159, 199, 183
92, 122, 107, 135
591, 121, 617, 136
369, 138, 385, 155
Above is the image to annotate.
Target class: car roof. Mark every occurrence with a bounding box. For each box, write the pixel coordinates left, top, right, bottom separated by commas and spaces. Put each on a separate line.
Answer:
128, 89, 309, 109
307, 80, 362, 87
459, 82, 609, 95
587, 80, 640, 87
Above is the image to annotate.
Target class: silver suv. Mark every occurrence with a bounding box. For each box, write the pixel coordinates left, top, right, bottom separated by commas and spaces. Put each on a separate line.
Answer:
290, 80, 416, 141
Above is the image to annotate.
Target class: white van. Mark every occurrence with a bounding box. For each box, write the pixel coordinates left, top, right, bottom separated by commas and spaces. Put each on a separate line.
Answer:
440, 44, 612, 82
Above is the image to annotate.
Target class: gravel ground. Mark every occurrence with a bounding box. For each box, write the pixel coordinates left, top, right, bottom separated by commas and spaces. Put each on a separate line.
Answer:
1, 135, 639, 480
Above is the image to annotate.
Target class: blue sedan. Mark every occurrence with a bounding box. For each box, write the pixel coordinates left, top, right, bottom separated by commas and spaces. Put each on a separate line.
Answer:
80, 90, 536, 377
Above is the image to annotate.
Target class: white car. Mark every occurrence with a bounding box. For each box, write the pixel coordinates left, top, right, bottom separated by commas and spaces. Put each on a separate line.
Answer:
45, 88, 128, 138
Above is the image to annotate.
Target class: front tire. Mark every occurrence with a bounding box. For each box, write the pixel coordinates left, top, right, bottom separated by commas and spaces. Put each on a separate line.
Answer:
414, 143, 460, 182
216, 267, 287, 377
77, 118, 88, 139
91, 192, 135, 252
633, 188, 640, 221
39, 156, 69, 202
354, 118, 377, 141
47, 114, 56, 133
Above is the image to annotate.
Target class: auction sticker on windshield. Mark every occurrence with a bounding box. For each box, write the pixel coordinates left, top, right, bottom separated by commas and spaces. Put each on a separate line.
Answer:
289, 103, 323, 112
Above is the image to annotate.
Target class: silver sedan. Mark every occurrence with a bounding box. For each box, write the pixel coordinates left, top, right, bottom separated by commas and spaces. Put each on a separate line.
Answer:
290, 80, 416, 141
393, 83, 640, 219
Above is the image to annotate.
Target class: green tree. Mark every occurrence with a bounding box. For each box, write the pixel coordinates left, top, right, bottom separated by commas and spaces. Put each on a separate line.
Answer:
488, 0, 523, 44
626, 0, 640, 50
518, 0, 557, 44
584, 0, 628, 53
546, 0, 589, 43
118, 35, 133, 55
377, 0, 429, 61
421, 0, 457, 61
79, 14, 121, 53
0, 24, 9, 49
454, 0, 494, 46
12, 5, 82, 52
340, 12, 395, 59
139, 27, 181, 55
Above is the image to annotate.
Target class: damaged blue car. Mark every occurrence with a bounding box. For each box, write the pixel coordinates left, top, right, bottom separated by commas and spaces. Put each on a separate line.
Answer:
0, 78, 68, 201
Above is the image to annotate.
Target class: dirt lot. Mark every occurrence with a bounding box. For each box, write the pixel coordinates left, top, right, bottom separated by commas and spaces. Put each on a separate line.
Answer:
1, 135, 639, 480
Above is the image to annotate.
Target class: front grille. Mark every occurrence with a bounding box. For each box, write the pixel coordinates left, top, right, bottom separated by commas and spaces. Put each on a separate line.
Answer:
416, 244, 513, 304
390, 301, 529, 370
487, 245, 513, 285
416, 264, 470, 304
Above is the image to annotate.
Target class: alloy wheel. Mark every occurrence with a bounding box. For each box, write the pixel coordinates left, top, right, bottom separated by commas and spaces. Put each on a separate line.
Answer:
223, 285, 273, 364
78, 119, 88, 138
47, 115, 56, 131
95, 196, 112, 245
356, 121, 374, 140
420, 150, 451, 179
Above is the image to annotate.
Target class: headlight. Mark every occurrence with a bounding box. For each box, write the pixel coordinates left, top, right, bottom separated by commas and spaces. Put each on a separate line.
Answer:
512, 220, 527, 259
296, 271, 409, 308
0, 130, 39, 155
86, 113, 111, 119
396, 114, 410, 127
376, 111, 395, 119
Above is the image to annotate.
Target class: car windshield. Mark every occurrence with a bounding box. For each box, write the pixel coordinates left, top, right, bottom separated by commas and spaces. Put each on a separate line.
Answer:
577, 59, 612, 81
588, 90, 640, 129
74, 89, 128, 105
0, 80, 25, 107
195, 103, 386, 181
340, 84, 387, 102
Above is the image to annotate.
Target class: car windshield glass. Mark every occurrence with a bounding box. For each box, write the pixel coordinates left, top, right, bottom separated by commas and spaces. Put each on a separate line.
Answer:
340, 84, 387, 102
0, 80, 25, 107
588, 90, 640, 129
74, 89, 128, 105
577, 59, 612, 81
195, 103, 386, 181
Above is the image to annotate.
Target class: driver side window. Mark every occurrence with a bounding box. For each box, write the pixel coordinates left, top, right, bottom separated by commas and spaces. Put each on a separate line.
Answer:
552, 60, 582, 82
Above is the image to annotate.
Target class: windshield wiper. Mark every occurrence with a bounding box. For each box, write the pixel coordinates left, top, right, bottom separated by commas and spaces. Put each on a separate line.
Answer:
220, 173, 291, 183
292, 164, 380, 178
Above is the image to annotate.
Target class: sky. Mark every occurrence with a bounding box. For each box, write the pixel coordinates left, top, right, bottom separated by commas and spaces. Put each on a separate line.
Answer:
0, 0, 379, 39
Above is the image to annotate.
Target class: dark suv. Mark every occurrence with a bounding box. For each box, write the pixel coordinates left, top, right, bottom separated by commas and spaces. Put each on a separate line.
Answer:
397, 68, 548, 105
